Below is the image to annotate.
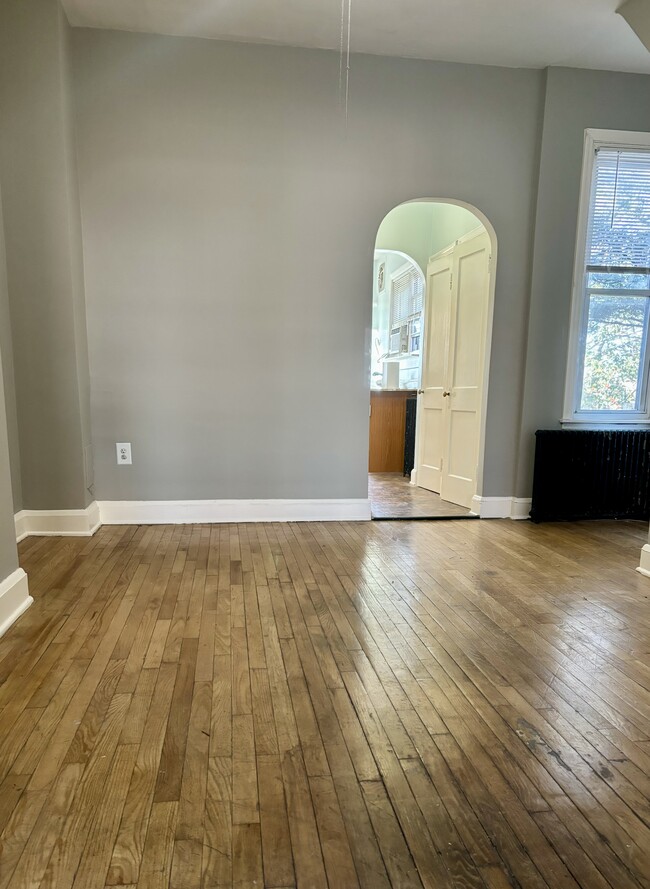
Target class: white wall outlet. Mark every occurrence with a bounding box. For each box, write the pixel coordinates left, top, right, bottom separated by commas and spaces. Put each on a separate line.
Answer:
116, 442, 132, 465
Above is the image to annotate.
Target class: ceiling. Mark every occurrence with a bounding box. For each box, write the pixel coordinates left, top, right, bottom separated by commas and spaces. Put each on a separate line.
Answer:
61, 0, 650, 74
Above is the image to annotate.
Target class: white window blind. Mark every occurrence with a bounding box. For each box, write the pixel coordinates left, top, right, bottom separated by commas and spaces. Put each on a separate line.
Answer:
390, 268, 423, 328
588, 148, 650, 272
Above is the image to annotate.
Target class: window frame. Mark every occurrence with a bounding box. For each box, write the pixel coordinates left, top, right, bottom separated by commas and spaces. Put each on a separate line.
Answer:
563, 128, 650, 428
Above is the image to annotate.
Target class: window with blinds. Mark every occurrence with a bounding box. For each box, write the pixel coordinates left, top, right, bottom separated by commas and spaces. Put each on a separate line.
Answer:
388, 266, 424, 355
587, 149, 650, 273
570, 139, 650, 422
390, 268, 424, 328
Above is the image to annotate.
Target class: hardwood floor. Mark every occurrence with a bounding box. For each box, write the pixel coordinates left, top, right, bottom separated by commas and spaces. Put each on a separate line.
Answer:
1, 518, 650, 888
369, 473, 473, 519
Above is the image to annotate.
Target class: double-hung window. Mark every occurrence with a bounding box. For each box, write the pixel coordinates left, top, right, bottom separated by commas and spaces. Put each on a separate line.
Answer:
564, 130, 650, 426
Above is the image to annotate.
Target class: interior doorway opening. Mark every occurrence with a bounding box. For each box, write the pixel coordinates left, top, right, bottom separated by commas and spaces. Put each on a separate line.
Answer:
368, 199, 496, 519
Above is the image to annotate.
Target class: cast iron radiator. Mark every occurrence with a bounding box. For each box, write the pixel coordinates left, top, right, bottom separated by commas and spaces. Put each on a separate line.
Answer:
530, 429, 650, 522
404, 396, 417, 476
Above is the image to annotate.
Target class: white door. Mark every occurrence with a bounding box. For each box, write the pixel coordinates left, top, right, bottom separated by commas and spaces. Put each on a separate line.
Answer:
416, 229, 491, 509
415, 250, 453, 493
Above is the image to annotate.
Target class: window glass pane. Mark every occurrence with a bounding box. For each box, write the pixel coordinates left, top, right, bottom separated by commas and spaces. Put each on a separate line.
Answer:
580, 295, 647, 411
587, 271, 650, 291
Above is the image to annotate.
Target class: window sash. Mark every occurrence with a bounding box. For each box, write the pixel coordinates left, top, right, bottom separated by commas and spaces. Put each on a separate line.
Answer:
587, 265, 650, 274
586, 148, 650, 271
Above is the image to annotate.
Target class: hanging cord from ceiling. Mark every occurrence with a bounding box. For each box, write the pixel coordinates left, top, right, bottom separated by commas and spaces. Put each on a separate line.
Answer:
339, 0, 352, 120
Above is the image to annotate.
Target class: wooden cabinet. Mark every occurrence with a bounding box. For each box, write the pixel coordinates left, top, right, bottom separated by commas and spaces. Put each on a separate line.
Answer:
369, 390, 416, 473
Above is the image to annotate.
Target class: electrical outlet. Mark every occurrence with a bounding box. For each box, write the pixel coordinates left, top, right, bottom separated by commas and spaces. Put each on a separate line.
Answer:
116, 442, 132, 465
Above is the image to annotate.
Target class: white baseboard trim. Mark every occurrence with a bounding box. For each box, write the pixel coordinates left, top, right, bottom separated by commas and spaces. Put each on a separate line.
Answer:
470, 496, 511, 518
15, 501, 101, 542
12, 494, 536, 531
636, 543, 650, 578
98, 498, 372, 525
0, 568, 32, 638
470, 496, 532, 520
511, 497, 533, 520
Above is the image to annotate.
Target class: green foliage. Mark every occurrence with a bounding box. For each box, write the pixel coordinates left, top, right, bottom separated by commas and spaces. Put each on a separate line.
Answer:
581, 295, 645, 410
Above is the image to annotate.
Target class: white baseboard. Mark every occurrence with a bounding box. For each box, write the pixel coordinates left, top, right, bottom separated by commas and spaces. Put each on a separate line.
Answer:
470, 496, 532, 520
510, 497, 533, 520
636, 543, 650, 578
12, 494, 536, 531
98, 498, 372, 524
470, 496, 511, 518
0, 568, 32, 638
15, 501, 101, 542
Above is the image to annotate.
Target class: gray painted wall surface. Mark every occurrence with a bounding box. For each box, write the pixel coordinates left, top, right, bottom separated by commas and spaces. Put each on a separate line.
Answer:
0, 197, 19, 581
517, 67, 650, 496
62, 15, 95, 504
0, 0, 92, 511
72, 30, 544, 500
0, 182, 21, 512
0, 360, 18, 581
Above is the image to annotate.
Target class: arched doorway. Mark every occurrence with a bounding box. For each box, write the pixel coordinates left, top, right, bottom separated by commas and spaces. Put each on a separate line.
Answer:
368, 199, 497, 519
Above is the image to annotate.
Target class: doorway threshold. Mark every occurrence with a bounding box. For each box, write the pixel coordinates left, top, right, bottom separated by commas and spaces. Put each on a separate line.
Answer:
371, 513, 480, 521
369, 473, 474, 520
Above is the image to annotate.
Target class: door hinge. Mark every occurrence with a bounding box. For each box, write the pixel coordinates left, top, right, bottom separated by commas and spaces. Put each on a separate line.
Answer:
449, 274, 453, 290
488, 254, 493, 274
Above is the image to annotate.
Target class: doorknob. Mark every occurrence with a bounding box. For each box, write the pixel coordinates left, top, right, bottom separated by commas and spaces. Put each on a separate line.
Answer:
442, 390, 451, 397
417, 389, 424, 395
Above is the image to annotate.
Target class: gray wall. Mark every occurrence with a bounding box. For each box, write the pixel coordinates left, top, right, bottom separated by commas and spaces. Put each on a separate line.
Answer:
0, 182, 21, 512
72, 30, 545, 501
3, 20, 646, 507
0, 0, 92, 511
0, 186, 19, 581
517, 67, 650, 496
0, 359, 18, 581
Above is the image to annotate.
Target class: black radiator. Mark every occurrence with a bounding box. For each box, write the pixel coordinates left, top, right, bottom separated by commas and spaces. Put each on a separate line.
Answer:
530, 429, 650, 522
403, 396, 417, 476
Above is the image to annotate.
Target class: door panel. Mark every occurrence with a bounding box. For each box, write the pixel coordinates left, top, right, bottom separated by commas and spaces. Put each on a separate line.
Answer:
416, 257, 452, 493
416, 229, 491, 509
441, 232, 491, 508
447, 410, 475, 477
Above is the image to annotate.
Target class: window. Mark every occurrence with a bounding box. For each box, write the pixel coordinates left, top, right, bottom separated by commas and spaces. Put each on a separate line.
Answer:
564, 130, 650, 426
389, 265, 423, 355
390, 266, 423, 328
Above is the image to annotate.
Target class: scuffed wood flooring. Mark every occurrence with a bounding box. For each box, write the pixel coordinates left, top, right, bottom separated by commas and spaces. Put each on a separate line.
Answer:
0, 517, 649, 888
369, 473, 473, 519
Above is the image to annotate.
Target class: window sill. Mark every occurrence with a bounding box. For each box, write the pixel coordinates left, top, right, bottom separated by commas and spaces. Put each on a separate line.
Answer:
560, 418, 650, 430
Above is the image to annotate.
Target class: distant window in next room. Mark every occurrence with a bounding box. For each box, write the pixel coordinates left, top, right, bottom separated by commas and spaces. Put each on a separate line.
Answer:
372, 256, 423, 391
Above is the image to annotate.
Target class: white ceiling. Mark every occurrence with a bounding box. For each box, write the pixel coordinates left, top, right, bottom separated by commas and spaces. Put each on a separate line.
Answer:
61, 0, 650, 74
